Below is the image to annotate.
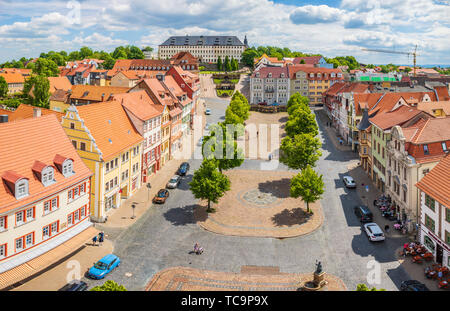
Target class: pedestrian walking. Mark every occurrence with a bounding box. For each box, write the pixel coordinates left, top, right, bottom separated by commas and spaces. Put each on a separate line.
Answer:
92, 235, 97, 246
98, 231, 104, 246
384, 224, 390, 234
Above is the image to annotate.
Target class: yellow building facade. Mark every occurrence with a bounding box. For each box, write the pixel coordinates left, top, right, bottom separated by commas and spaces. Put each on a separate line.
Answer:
61, 102, 143, 222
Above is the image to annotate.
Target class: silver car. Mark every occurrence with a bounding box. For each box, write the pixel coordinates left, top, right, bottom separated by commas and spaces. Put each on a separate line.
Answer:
343, 176, 356, 188
364, 223, 385, 242
166, 175, 181, 189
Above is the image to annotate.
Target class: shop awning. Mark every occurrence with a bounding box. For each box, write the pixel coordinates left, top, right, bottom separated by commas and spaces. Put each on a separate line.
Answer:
0, 223, 98, 290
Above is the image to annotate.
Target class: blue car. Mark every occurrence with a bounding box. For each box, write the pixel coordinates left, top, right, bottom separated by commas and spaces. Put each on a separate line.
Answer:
87, 254, 120, 279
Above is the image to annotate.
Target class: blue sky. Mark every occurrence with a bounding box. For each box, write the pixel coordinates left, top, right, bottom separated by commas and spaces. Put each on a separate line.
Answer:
0, 0, 449, 65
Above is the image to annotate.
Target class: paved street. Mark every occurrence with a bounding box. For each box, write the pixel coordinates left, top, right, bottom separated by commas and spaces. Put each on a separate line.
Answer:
76, 97, 412, 291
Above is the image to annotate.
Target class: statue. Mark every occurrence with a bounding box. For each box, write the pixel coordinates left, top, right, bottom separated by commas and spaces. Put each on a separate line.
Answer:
315, 260, 323, 274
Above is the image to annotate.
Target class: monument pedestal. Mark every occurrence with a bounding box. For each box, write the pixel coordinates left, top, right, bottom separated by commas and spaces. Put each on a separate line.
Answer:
313, 271, 326, 288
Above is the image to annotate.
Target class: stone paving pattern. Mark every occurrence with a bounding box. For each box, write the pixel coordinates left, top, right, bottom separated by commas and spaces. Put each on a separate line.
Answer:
194, 170, 323, 238
145, 266, 346, 291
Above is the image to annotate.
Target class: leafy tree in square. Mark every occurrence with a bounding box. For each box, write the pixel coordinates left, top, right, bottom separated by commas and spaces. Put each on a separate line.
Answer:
32, 58, 59, 77
189, 159, 231, 212
280, 133, 322, 170
290, 165, 324, 214
285, 108, 318, 137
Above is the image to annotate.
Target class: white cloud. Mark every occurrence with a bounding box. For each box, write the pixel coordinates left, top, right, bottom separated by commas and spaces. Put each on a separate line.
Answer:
290, 5, 345, 24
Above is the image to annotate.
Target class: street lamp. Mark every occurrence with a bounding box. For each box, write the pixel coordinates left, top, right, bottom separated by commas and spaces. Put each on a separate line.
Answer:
131, 204, 136, 219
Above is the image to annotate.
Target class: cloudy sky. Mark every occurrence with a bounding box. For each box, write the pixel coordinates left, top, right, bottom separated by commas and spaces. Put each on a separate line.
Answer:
1, 0, 449, 65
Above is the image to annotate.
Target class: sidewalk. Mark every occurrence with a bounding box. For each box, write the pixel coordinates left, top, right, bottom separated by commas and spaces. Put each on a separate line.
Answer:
11, 239, 113, 291
347, 162, 406, 239
315, 109, 353, 152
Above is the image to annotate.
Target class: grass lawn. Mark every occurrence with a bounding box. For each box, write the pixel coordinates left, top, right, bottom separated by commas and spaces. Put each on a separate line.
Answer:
213, 78, 240, 84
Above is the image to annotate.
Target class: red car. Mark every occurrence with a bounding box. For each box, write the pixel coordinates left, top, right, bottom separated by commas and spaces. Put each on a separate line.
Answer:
153, 189, 169, 204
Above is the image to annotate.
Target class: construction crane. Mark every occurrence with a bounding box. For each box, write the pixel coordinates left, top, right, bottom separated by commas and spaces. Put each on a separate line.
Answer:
361, 45, 418, 77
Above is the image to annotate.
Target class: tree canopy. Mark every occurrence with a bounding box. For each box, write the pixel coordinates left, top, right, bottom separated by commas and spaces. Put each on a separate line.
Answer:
189, 159, 231, 212
285, 108, 319, 137
90, 280, 127, 291
290, 165, 324, 213
280, 133, 322, 170
0, 76, 8, 98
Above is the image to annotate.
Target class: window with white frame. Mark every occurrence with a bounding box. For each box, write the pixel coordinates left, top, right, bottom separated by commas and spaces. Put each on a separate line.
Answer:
15, 238, 23, 252
0, 244, 6, 258
15, 179, 29, 199
25, 233, 34, 247
62, 159, 74, 177
15, 210, 25, 225
44, 196, 59, 214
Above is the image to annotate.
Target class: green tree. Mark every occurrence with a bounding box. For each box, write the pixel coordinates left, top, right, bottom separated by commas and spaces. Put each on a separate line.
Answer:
189, 159, 231, 212
241, 48, 259, 67
128, 45, 145, 59
23, 75, 50, 108
224, 107, 244, 125
287, 92, 310, 114
33, 58, 59, 77
356, 284, 386, 291
68, 51, 81, 61
217, 56, 223, 71
290, 165, 324, 214
224, 56, 231, 72
227, 97, 249, 122
0, 76, 8, 98
141, 46, 153, 52
280, 133, 322, 170
285, 108, 318, 137
203, 123, 244, 173
0, 98, 22, 108
300, 59, 306, 64
79, 46, 94, 59
90, 280, 127, 291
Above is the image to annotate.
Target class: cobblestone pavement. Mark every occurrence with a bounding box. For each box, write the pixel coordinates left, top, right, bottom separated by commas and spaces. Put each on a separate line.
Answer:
145, 267, 346, 291
194, 170, 323, 238
79, 105, 414, 291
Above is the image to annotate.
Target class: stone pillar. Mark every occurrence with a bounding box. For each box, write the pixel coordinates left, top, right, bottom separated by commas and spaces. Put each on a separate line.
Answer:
313, 271, 326, 288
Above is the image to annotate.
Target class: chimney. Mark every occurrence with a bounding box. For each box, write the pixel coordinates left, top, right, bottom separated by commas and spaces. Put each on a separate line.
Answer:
33, 107, 42, 118
0, 114, 8, 123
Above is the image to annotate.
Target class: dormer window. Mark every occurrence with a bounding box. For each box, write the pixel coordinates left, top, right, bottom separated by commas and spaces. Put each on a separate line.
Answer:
16, 179, 29, 199
268, 73, 272, 78
63, 159, 74, 177
41, 166, 55, 187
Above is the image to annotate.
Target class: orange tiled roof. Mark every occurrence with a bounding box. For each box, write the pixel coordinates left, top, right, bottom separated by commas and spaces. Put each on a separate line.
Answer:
370, 105, 425, 130
370, 92, 437, 115
434, 86, 450, 101
405, 117, 450, 144
70, 85, 129, 102
416, 153, 450, 207
48, 76, 72, 94
0, 72, 25, 84
50, 89, 69, 103
354, 93, 384, 115
417, 101, 450, 117
74, 100, 143, 161
113, 90, 163, 121
0, 114, 92, 212
8, 104, 64, 122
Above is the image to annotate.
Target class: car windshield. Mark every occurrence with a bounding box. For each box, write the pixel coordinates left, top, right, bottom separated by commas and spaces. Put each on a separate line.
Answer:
158, 191, 166, 197
169, 178, 178, 183
94, 262, 108, 270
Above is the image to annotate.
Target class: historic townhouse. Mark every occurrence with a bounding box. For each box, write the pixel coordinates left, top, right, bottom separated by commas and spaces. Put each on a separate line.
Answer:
357, 108, 373, 178
287, 65, 344, 105
166, 66, 201, 116
131, 78, 184, 159
164, 75, 193, 135
385, 117, 450, 232
159, 35, 247, 63
250, 67, 290, 105
416, 154, 450, 268
0, 115, 93, 288
369, 106, 432, 193
159, 104, 171, 167
170, 52, 200, 71
254, 54, 286, 69
0, 72, 25, 94
114, 91, 164, 181
61, 101, 143, 222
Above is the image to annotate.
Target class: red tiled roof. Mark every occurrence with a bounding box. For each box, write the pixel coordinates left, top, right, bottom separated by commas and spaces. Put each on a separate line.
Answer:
0, 114, 92, 212
416, 153, 450, 207
70, 85, 129, 102
251, 66, 289, 78
113, 90, 163, 121
48, 76, 72, 94
8, 104, 64, 122
370, 105, 426, 130
292, 56, 323, 65
0, 72, 25, 84
370, 92, 437, 115
434, 86, 450, 101
75, 100, 143, 161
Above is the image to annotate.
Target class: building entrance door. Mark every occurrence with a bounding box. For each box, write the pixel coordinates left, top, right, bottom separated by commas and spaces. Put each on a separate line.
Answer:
436, 244, 443, 265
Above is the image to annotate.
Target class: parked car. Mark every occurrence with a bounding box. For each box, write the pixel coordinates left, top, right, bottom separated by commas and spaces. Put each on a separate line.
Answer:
400, 280, 430, 291
364, 223, 385, 242
59, 280, 88, 291
343, 176, 356, 188
153, 189, 169, 204
177, 162, 190, 176
87, 254, 120, 279
205, 108, 211, 115
166, 175, 181, 189
354, 205, 373, 223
